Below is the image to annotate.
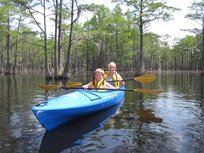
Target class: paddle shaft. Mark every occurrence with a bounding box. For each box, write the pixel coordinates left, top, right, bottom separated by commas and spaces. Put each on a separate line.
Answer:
61, 86, 131, 91
107, 78, 133, 82
61, 86, 163, 94
39, 85, 163, 94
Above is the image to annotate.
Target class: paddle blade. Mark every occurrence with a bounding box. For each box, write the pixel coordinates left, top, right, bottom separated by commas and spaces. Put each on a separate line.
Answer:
134, 74, 156, 83
39, 85, 60, 90
65, 82, 83, 87
134, 88, 164, 94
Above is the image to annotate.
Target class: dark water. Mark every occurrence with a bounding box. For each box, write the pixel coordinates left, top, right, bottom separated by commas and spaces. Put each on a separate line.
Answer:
0, 71, 203, 153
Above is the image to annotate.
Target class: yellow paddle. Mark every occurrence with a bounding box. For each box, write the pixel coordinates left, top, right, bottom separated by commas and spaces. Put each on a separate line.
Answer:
113, 74, 157, 83
38, 85, 164, 94
65, 74, 157, 87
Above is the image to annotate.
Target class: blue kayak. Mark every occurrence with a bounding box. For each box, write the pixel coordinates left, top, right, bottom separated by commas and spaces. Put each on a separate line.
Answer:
32, 86, 125, 130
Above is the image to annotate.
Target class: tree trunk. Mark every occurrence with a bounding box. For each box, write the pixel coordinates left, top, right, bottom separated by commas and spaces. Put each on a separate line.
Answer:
13, 16, 22, 73
61, 0, 75, 79
24, 0, 52, 78
57, 0, 64, 78
5, 16, 12, 75
43, 0, 52, 79
201, 17, 204, 75
0, 31, 3, 72
62, 0, 80, 78
137, 0, 145, 75
53, 0, 58, 78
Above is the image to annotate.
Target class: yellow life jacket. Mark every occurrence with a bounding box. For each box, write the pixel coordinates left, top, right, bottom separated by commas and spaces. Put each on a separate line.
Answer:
91, 79, 106, 91
104, 71, 120, 88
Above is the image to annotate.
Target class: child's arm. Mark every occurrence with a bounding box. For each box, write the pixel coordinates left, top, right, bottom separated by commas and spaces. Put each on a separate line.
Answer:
82, 82, 92, 89
106, 82, 116, 89
117, 74, 125, 86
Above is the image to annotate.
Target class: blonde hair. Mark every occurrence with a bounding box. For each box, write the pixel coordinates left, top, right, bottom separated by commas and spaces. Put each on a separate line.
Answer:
94, 68, 105, 75
108, 62, 117, 68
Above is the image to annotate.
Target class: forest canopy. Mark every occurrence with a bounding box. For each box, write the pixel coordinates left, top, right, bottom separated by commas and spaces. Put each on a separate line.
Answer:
0, 0, 203, 78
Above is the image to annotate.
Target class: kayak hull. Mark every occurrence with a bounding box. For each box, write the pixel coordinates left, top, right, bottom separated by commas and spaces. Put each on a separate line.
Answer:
32, 86, 125, 130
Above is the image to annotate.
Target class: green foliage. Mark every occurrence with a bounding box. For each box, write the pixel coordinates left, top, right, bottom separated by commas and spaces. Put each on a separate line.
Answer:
186, 1, 204, 20
0, 0, 203, 73
185, 0, 204, 36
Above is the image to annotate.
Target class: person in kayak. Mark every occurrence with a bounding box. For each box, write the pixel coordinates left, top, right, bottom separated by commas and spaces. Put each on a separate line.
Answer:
104, 62, 125, 88
82, 68, 115, 90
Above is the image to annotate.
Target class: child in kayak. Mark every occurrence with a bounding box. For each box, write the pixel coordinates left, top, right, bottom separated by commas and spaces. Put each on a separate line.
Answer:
104, 62, 125, 87
82, 68, 115, 90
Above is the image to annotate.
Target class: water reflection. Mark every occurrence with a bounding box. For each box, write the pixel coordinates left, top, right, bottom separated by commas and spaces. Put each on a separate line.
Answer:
200, 77, 204, 112
39, 100, 124, 153
0, 73, 45, 153
1, 71, 204, 153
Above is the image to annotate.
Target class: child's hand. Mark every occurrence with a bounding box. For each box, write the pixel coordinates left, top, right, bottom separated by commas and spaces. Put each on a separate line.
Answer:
82, 85, 88, 90
120, 80, 125, 86
103, 86, 109, 90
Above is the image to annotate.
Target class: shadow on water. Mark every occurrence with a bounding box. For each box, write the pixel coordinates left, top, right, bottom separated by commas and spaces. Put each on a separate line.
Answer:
136, 84, 163, 124
130, 91, 164, 148
39, 100, 124, 153
135, 109, 163, 124
131, 85, 163, 124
